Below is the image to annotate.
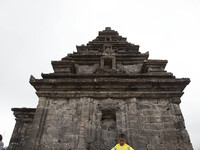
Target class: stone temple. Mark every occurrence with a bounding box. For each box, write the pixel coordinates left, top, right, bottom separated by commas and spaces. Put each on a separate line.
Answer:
8, 27, 193, 150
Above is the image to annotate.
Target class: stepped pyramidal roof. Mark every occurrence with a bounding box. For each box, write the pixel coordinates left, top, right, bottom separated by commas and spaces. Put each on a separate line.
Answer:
30, 27, 189, 100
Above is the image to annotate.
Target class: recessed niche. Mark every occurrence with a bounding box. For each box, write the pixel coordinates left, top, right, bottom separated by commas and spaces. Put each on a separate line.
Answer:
101, 110, 117, 150
106, 37, 111, 41
104, 58, 112, 69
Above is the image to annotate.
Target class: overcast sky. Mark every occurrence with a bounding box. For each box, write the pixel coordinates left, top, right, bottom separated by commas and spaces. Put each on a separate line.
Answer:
0, 0, 200, 149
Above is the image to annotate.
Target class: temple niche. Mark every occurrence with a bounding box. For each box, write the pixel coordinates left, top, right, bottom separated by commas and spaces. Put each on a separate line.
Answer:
8, 27, 193, 150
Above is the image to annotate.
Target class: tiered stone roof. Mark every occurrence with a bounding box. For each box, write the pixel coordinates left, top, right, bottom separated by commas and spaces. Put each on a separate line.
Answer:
30, 27, 190, 101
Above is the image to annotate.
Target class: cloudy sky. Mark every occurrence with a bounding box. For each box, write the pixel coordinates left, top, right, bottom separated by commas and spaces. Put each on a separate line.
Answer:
0, 0, 200, 149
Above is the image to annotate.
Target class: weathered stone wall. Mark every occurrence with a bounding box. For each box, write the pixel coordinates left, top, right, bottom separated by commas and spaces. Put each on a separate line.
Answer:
75, 64, 99, 74
8, 108, 35, 150
23, 97, 192, 150
133, 98, 193, 150
120, 64, 143, 74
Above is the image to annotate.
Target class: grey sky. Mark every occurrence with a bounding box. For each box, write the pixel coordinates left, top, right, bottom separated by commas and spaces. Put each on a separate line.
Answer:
0, 0, 200, 149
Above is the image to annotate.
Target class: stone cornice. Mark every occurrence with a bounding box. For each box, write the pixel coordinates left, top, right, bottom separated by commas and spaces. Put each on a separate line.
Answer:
35, 91, 184, 101
30, 75, 190, 99
11, 108, 36, 121
141, 59, 168, 73
41, 72, 174, 78
12, 108, 36, 112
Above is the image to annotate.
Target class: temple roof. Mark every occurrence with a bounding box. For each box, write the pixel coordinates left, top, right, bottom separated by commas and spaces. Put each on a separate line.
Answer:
30, 27, 190, 100
75, 27, 140, 54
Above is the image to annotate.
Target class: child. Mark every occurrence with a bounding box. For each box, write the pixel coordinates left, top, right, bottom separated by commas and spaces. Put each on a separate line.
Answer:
0, 134, 4, 150
111, 134, 134, 150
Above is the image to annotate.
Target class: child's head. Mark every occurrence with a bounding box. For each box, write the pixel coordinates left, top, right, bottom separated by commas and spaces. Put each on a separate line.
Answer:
0, 134, 2, 141
118, 134, 126, 146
